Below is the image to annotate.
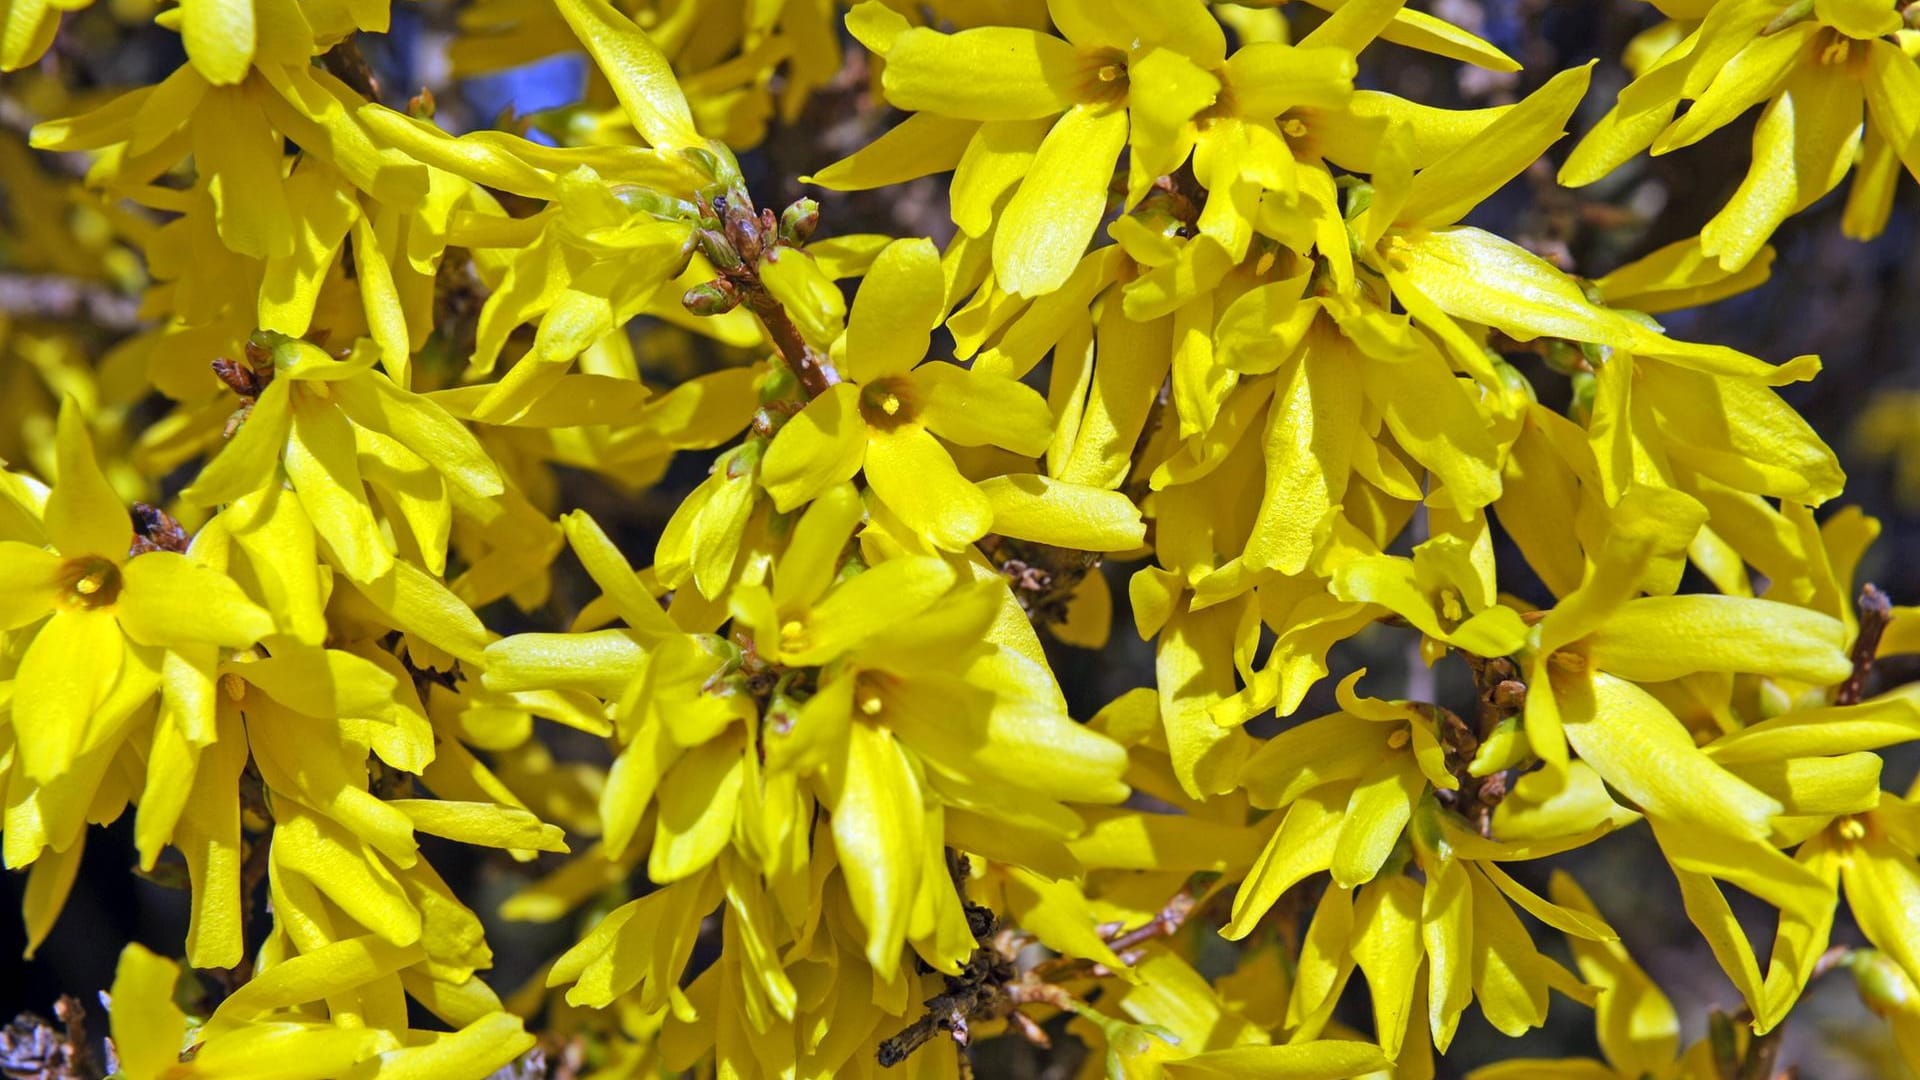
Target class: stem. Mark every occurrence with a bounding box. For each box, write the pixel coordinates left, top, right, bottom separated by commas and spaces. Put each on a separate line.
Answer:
740, 286, 840, 398
697, 195, 842, 400
1837, 583, 1893, 707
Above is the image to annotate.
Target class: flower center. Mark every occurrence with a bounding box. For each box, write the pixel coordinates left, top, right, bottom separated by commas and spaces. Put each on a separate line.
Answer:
858, 378, 918, 430
60, 556, 122, 610
1078, 48, 1130, 106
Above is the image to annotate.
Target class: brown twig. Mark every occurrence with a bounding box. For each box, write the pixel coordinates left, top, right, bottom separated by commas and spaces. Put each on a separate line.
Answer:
1836, 583, 1893, 707
687, 194, 842, 399
0, 996, 102, 1080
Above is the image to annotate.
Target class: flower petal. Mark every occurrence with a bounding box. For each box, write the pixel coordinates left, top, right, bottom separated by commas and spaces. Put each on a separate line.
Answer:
993, 104, 1129, 298
760, 383, 867, 512
862, 425, 993, 551
846, 237, 945, 383
46, 400, 131, 561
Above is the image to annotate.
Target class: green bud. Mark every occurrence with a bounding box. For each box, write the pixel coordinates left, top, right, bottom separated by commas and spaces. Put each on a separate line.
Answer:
778, 198, 820, 246
1542, 339, 1585, 376
1343, 180, 1375, 223
697, 228, 741, 270
683, 280, 740, 316
612, 184, 693, 220
684, 147, 725, 182
758, 363, 798, 403
1492, 357, 1537, 407
1567, 369, 1597, 426
1848, 950, 1910, 1017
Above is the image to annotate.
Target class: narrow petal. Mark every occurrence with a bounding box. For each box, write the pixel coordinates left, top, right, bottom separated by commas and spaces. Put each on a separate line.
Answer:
14, 609, 123, 783
845, 238, 945, 383
909, 362, 1054, 456
1398, 62, 1591, 228
1560, 670, 1781, 840
993, 105, 1129, 298
759, 383, 866, 512
826, 722, 925, 980
179, 0, 255, 85
183, 378, 294, 508
108, 946, 188, 1080
553, 0, 703, 149
0, 541, 61, 630
862, 425, 993, 551
285, 395, 392, 582
1585, 595, 1851, 685
1701, 65, 1862, 271
46, 400, 130, 561
117, 552, 274, 648
975, 474, 1145, 551
805, 113, 980, 191
881, 25, 1080, 121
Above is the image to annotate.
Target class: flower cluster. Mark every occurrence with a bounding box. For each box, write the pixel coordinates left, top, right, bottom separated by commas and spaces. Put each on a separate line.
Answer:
1, 0, 1917, 1077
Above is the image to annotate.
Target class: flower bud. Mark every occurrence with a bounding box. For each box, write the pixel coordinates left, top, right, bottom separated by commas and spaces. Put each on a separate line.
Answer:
683, 280, 740, 316
1848, 950, 1913, 1018
778, 198, 819, 246
696, 228, 741, 270
758, 363, 798, 403
1567, 369, 1597, 426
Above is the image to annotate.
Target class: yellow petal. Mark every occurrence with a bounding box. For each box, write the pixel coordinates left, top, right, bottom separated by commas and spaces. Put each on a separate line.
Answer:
192, 87, 294, 260
344, 1013, 534, 1080
109, 945, 188, 1080
286, 395, 392, 582
1559, 670, 1781, 840
805, 112, 980, 191
0, 540, 61, 630
862, 425, 993, 551
117, 553, 273, 648
554, 0, 703, 150
1398, 61, 1592, 228
47, 399, 130, 561
994, 105, 1129, 298
180, 0, 254, 85
975, 473, 1144, 551
759, 382, 867, 512
909, 362, 1053, 456
1585, 595, 1851, 685
14, 609, 123, 783
825, 722, 924, 979
880, 25, 1080, 121
1701, 66, 1863, 272
846, 237, 944, 382
650, 738, 745, 882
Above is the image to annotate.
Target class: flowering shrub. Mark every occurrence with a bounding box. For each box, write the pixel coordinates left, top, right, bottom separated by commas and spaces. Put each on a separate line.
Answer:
1, 0, 1918, 1077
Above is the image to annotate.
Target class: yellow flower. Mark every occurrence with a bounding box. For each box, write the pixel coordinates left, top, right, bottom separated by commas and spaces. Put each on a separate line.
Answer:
2, 402, 270, 797
105, 940, 538, 1080
1563, 0, 1920, 257
759, 237, 1054, 551
182, 333, 502, 583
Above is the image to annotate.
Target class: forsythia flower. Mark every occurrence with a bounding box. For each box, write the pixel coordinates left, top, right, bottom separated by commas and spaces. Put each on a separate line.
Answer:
1564, 0, 1920, 258
3, 0, 1918, 1077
